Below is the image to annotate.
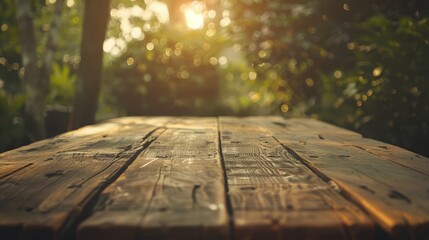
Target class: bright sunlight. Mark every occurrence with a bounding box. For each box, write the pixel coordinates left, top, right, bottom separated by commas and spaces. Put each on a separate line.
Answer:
182, 1, 205, 30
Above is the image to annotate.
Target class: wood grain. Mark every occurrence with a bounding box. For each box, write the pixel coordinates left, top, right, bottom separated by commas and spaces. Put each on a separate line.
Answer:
218, 117, 374, 240
264, 117, 429, 176
78, 117, 229, 240
1, 116, 427, 240
0, 117, 168, 240
254, 116, 429, 240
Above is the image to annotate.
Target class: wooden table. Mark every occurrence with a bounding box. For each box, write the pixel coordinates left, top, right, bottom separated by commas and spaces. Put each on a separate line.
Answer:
0, 116, 428, 240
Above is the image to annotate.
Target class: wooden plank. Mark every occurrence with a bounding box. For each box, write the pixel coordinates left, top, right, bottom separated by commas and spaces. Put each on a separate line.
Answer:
78, 117, 229, 240
218, 117, 373, 240
0, 117, 169, 240
255, 116, 429, 240
265, 117, 429, 176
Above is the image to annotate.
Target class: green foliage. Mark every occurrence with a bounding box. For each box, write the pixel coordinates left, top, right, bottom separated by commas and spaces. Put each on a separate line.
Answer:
1, 0, 428, 156
104, 38, 220, 115
0, 0, 82, 150
320, 13, 429, 154
46, 62, 76, 106
0, 88, 26, 152
101, 0, 253, 116
0, 0, 25, 151
229, 0, 429, 155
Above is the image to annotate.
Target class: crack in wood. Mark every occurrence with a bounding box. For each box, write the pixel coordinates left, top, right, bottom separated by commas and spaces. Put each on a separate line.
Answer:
2, 117, 428, 240
44, 170, 65, 178
216, 117, 236, 240
388, 190, 411, 204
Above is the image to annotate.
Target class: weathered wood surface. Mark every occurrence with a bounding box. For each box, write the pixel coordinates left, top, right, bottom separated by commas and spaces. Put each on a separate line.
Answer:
0, 116, 428, 240
0, 117, 169, 240
218, 117, 373, 240
78, 118, 229, 240
251, 116, 429, 240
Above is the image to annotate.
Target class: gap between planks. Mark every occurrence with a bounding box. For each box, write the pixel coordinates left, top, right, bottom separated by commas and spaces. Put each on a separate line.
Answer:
2, 116, 427, 240
218, 117, 374, 240
68, 127, 167, 237
0, 117, 171, 240
251, 116, 429, 240
216, 117, 236, 240
78, 117, 230, 240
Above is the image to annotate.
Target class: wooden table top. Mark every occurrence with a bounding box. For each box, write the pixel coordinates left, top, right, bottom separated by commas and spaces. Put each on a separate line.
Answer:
0, 116, 428, 240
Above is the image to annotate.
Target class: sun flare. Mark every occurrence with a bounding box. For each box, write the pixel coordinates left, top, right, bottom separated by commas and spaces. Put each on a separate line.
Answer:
183, 2, 205, 30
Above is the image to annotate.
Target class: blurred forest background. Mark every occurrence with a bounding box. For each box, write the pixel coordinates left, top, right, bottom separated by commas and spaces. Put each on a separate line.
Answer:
1, 0, 428, 156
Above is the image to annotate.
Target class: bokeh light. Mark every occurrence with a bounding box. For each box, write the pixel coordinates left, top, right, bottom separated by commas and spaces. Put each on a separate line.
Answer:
182, 1, 205, 29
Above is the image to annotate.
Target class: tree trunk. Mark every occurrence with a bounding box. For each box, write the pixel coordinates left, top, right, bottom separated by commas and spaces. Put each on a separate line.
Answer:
40, 0, 64, 91
14, 0, 46, 140
71, 0, 110, 129
14, 0, 64, 140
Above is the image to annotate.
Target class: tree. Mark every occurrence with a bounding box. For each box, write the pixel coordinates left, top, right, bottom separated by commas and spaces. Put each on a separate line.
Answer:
228, 0, 429, 156
100, 0, 233, 117
14, 0, 64, 140
71, 0, 110, 129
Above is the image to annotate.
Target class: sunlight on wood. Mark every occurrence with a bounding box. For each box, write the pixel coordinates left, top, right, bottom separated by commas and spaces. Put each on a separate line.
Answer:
67, 123, 119, 137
